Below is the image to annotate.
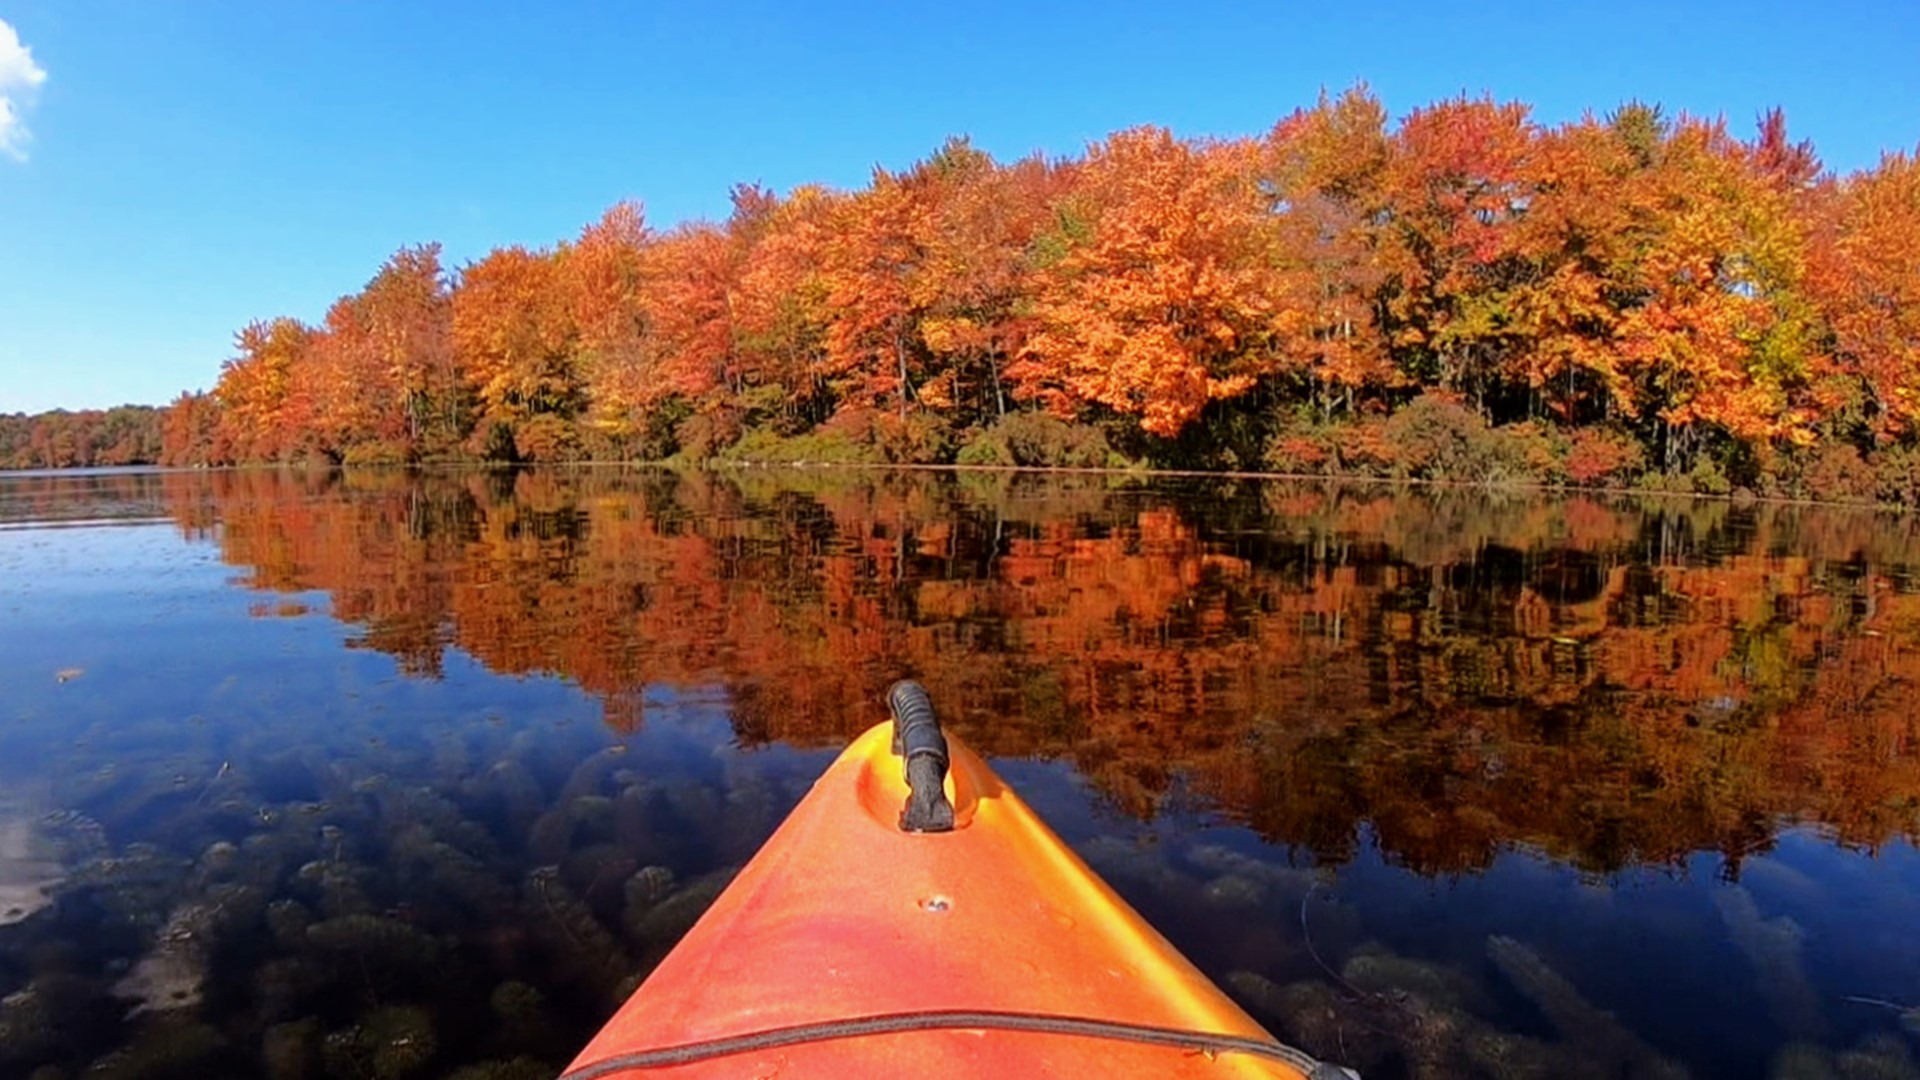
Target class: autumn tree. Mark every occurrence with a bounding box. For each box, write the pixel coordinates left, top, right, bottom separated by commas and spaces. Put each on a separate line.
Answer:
298, 246, 461, 461
1260, 87, 1394, 416
1013, 127, 1289, 437
1807, 150, 1920, 442
1605, 116, 1821, 467
160, 392, 222, 466
1373, 96, 1538, 411
452, 246, 581, 461
822, 164, 936, 418
898, 139, 1066, 424
368, 244, 461, 456
732, 184, 841, 432
212, 317, 316, 462
1498, 113, 1646, 424
649, 224, 742, 409
562, 202, 662, 449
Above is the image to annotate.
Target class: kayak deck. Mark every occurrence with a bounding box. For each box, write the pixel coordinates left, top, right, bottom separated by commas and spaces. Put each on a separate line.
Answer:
565, 700, 1331, 1078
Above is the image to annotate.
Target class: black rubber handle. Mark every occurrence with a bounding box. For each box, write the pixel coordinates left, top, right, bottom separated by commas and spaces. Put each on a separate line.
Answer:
887, 680, 954, 833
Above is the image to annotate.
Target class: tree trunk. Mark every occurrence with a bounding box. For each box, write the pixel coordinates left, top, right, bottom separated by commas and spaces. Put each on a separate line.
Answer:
895, 330, 909, 420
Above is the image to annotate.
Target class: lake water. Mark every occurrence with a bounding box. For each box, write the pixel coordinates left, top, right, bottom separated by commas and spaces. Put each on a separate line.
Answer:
2, 467, 1917, 1079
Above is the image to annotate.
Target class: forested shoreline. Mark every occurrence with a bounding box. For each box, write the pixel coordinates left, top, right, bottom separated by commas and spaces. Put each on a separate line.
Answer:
0, 406, 165, 469
10, 88, 1920, 501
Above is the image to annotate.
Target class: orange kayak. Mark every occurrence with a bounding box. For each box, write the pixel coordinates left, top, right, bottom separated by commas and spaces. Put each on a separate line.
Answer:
563, 683, 1342, 1079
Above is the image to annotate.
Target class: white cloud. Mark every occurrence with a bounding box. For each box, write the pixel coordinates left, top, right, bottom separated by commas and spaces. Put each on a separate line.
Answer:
0, 18, 48, 162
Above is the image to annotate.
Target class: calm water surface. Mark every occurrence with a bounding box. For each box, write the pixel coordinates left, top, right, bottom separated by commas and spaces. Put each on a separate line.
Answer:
2, 467, 1918, 1079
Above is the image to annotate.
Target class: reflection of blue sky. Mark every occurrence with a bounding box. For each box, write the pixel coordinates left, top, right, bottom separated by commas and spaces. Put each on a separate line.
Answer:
0, 522, 218, 595
1, 522, 323, 742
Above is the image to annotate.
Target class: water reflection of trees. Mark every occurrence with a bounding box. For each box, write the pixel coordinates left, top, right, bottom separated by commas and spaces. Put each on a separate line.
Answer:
151, 467, 1920, 874
0, 470, 173, 524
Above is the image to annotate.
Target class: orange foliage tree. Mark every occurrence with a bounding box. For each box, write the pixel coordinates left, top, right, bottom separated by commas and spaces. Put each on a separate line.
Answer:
214, 317, 317, 462
1013, 128, 1289, 437
731, 184, 841, 432
452, 246, 581, 461
1260, 88, 1395, 416
1374, 96, 1538, 404
563, 202, 662, 449
1809, 151, 1920, 440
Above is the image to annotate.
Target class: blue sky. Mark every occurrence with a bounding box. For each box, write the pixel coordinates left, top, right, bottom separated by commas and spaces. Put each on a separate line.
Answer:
1, 0, 1915, 413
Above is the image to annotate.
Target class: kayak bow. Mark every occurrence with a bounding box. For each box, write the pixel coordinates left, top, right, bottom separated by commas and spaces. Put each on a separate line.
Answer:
564, 682, 1346, 1079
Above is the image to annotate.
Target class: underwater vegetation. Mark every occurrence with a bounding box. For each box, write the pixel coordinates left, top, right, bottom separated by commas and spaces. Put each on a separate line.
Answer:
1, 691, 1918, 1078
0, 792, 69, 928
1082, 831, 1920, 1080
0, 703, 808, 1079
1484, 935, 1687, 1079
1716, 884, 1828, 1042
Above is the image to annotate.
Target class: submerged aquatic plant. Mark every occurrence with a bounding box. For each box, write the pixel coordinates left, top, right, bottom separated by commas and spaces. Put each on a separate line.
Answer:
0, 799, 67, 927
621, 866, 736, 963
112, 903, 211, 1015
305, 913, 445, 974
322, 1004, 439, 1079
1486, 935, 1689, 1079
444, 1057, 555, 1080
261, 1017, 322, 1080
0, 982, 61, 1067
86, 1015, 229, 1079
1769, 1030, 1920, 1079
1843, 995, 1920, 1039
1715, 884, 1829, 1040
524, 865, 631, 1004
